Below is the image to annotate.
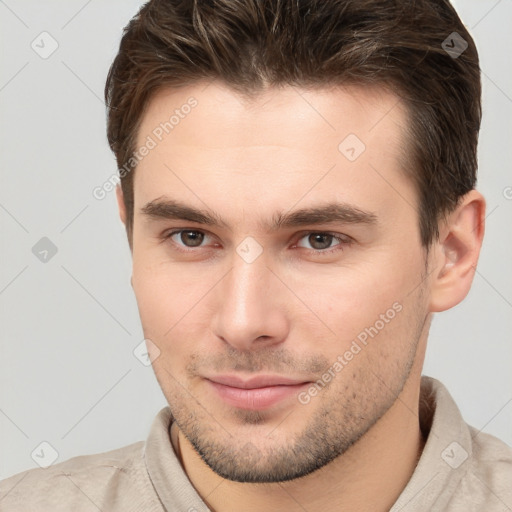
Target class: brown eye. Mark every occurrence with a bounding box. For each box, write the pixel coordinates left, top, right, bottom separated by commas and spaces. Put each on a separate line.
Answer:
165, 229, 209, 249
297, 231, 352, 256
178, 230, 204, 247
307, 233, 335, 250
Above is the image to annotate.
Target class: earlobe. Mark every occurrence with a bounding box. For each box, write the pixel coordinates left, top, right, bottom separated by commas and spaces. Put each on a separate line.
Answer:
429, 190, 486, 312
116, 184, 127, 226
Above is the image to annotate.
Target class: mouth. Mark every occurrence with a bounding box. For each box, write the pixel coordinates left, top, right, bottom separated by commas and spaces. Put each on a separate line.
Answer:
204, 374, 311, 410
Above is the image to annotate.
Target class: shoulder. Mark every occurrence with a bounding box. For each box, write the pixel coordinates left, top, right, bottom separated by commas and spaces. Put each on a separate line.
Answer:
0, 441, 159, 512
469, 425, 512, 466
416, 377, 512, 511
469, 425, 512, 484
452, 427, 512, 510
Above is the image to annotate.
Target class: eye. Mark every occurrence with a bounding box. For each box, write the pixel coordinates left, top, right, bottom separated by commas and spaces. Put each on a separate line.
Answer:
295, 232, 351, 254
164, 229, 212, 250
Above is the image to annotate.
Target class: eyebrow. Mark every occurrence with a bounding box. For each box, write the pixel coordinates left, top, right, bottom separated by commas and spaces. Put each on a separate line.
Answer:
140, 197, 378, 232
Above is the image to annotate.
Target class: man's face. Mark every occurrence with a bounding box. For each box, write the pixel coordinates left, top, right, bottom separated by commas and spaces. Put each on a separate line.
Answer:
128, 82, 431, 482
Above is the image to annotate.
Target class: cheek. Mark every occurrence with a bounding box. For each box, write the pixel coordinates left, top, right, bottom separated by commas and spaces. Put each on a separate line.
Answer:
133, 238, 195, 315
132, 264, 169, 331
131, 257, 219, 359
288, 257, 417, 348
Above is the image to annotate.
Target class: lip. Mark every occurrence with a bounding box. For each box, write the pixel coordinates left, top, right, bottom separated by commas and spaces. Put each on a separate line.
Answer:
205, 374, 311, 410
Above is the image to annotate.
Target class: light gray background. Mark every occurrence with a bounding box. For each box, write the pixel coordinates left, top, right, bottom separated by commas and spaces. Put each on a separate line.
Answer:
0, 0, 511, 480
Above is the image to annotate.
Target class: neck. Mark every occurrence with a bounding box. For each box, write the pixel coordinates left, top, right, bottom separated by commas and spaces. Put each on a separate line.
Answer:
172, 375, 426, 512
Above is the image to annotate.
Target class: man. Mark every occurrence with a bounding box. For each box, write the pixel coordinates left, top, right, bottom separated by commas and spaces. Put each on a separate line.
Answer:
1, 0, 511, 510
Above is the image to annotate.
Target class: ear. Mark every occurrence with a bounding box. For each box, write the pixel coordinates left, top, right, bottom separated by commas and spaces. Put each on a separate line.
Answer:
429, 190, 486, 312
116, 184, 127, 226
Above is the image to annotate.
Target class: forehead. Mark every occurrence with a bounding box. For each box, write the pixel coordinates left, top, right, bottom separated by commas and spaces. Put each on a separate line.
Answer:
132, 81, 414, 227
137, 81, 407, 150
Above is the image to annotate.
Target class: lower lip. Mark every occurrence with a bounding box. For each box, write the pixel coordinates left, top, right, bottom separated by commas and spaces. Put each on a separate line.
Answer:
207, 380, 309, 410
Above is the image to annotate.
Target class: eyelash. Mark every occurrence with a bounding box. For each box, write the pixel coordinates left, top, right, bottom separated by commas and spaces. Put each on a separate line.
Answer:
162, 229, 352, 256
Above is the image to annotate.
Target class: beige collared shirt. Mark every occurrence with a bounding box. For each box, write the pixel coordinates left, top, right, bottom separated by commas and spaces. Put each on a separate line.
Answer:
1, 376, 511, 511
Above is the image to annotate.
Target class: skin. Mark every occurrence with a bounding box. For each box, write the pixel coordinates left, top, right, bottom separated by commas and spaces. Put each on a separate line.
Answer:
116, 81, 485, 512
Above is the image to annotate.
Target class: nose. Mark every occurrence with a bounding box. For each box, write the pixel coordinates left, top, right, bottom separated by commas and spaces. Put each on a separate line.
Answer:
211, 250, 290, 352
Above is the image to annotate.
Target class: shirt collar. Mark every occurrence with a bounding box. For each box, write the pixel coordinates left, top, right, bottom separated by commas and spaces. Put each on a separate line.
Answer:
144, 407, 212, 512
390, 376, 473, 511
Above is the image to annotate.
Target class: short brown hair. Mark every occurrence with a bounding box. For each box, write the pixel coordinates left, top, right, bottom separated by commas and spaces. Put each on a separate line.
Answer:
105, 0, 481, 248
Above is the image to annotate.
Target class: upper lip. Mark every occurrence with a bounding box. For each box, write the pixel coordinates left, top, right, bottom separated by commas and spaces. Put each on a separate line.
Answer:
205, 375, 310, 389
